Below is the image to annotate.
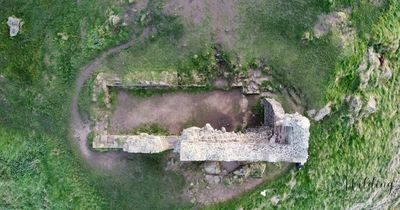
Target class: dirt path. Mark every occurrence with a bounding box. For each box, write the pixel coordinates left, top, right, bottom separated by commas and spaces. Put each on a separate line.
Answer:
70, 39, 136, 169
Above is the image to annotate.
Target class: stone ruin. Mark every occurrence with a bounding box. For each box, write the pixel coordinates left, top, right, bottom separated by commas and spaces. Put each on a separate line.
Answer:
7, 16, 22, 37
92, 93, 310, 164
179, 98, 310, 163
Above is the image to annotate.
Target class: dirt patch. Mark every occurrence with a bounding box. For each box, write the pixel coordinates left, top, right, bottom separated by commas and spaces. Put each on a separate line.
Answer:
164, 0, 239, 49
124, 0, 149, 25
313, 9, 355, 47
109, 89, 261, 134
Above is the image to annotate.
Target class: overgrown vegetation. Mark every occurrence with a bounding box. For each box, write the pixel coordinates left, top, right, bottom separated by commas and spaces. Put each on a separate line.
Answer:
122, 86, 213, 98
251, 99, 265, 125
125, 123, 169, 135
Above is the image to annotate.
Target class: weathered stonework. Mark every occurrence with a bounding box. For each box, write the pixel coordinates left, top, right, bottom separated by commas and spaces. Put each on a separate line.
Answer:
91, 73, 310, 163
262, 98, 285, 128
179, 112, 309, 163
93, 134, 178, 153
7, 16, 22, 37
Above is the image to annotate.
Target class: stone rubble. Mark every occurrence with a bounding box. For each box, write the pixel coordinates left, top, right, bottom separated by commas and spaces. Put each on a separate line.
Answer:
220, 161, 240, 173
306, 109, 317, 118
270, 195, 280, 205
313, 103, 332, 121
313, 9, 355, 48
365, 96, 377, 114
204, 175, 221, 185
7, 16, 22, 37
109, 15, 120, 26
203, 162, 221, 175
350, 96, 363, 115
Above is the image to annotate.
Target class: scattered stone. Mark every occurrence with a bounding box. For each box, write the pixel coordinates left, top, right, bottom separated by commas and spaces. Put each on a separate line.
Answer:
383, 68, 393, 80
365, 96, 377, 114
57, 32, 69, 40
233, 167, 247, 177
382, 61, 393, 80
109, 15, 120, 26
287, 89, 302, 106
221, 127, 226, 132
7, 16, 22, 37
343, 95, 352, 103
314, 103, 331, 121
313, 9, 355, 47
204, 123, 214, 131
306, 109, 316, 118
350, 96, 363, 115
248, 162, 267, 178
384, 38, 399, 53
204, 175, 220, 185
270, 195, 280, 205
287, 171, 296, 189
358, 47, 381, 89
220, 161, 240, 173
204, 162, 221, 175
260, 190, 267, 197
302, 31, 313, 42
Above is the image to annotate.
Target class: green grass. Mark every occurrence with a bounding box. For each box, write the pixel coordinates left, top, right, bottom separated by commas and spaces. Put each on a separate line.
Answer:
0, 0, 189, 209
90, 153, 190, 210
78, 75, 95, 122
234, 0, 342, 108
251, 99, 265, 124
98, 0, 344, 108
210, 0, 400, 209
1, 0, 399, 209
0, 127, 104, 209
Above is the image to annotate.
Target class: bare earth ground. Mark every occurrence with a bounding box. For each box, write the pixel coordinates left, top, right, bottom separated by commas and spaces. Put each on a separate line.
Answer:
110, 89, 261, 134
164, 0, 239, 50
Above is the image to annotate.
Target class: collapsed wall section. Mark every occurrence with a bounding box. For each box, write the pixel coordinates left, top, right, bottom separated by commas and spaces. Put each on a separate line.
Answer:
179, 112, 309, 163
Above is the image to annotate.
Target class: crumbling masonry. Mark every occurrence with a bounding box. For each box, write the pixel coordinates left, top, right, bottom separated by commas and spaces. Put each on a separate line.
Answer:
92, 73, 310, 164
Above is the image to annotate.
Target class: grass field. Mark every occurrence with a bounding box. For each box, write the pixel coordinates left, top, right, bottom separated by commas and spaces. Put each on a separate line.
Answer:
0, 0, 188, 209
209, 0, 400, 209
96, 0, 344, 108
1, 0, 399, 209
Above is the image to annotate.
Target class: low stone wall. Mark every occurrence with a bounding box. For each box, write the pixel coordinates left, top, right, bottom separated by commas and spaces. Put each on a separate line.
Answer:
93, 134, 178, 153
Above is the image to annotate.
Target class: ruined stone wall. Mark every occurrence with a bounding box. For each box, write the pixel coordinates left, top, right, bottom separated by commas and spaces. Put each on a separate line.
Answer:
179, 113, 309, 163
91, 73, 310, 163
93, 134, 178, 153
